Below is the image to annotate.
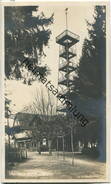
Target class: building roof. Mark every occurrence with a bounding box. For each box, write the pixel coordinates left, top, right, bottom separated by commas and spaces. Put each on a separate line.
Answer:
56, 29, 80, 47
15, 112, 42, 129
14, 130, 32, 141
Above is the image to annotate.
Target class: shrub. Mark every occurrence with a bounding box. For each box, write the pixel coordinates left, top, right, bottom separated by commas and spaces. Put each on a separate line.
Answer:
82, 147, 99, 158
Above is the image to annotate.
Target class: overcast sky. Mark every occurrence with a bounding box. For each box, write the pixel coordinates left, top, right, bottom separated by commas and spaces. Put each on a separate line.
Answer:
6, 2, 96, 113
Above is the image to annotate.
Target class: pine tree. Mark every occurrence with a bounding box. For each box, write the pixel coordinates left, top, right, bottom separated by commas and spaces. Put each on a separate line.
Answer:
5, 6, 53, 81
71, 6, 106, 161
74, 6, 106, 98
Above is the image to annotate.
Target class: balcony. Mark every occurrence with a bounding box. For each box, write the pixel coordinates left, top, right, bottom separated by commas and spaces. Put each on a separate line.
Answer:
57, 99, 73, 112
56, 29, 80, 47
59, 61, 76, 73
58, 75, 66, 83
56, 105, 67, 112
60, 50, 76, 60
59, 61, 67, 69
60, 88, 68, 95
58, 78, 74, 86
59, 46, 76, 59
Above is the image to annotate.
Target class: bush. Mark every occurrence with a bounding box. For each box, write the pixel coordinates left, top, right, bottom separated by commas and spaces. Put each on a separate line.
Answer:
40, 145, 48, 152
82, 147, 99, 158
5, 144, 27, 163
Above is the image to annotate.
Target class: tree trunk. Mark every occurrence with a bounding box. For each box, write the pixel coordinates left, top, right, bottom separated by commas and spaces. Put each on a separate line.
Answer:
57, 137, 59, 158
62, 136, 65, 160
71, 127, 74, 166
38, 141, 41, 155
48, 139, 52, 156
84, 140, 88, 148
7, 118, 10, 150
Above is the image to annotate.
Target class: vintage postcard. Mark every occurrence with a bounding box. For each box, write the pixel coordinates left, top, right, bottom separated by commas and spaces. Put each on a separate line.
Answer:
0, 0, 110, 183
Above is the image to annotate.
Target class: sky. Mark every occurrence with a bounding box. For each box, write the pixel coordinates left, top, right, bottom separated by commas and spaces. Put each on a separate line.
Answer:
6, 2, 96, 113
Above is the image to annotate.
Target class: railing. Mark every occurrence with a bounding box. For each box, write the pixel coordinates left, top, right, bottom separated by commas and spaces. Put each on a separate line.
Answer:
59, 75, 66, 83
57, 105, 66, 112
61, 88, 68, 95
59, 61, 67, 69
56, 29, 80, 43
60, 45, 76, 54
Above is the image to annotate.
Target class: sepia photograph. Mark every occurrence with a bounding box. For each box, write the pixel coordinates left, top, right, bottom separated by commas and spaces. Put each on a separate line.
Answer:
3, 0, 109, 181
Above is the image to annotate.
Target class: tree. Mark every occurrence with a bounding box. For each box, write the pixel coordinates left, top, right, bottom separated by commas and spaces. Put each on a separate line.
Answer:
5, 6, 53, 82
23, 89, 56, 155
71, 6, 106, 161
74, 6, 106, 98
5, 96, 11, 148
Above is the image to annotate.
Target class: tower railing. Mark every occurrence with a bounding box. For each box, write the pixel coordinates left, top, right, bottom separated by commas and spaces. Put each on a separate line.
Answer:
59, 46, 76, 56
56, 29, 80, 44
59, 61, 67, 69
56, 23, 79, 113
59, 75, 66, 83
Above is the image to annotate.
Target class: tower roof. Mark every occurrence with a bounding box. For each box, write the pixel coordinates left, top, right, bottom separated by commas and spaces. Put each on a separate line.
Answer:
56, 30, 80, 47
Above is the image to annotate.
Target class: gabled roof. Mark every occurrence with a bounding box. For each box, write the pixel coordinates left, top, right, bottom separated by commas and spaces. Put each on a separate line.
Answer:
15, 112, 42, 127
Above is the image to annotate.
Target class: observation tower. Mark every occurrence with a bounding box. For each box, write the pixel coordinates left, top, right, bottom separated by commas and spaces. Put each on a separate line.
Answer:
56, 8, 80, 113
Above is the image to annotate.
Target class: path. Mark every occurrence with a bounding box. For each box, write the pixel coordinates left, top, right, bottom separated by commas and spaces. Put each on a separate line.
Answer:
7, 151, 106, 179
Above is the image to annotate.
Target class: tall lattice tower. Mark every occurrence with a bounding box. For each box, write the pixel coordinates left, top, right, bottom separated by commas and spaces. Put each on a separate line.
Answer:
56, 8, 80, 113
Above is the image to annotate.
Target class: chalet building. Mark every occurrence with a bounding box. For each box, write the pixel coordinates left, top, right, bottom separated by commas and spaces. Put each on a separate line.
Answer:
13, 112, 99, 152
13, 112, 55, 152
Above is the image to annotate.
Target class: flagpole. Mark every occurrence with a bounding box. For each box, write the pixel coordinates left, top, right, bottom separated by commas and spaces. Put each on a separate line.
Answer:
65, 8, 68, 30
